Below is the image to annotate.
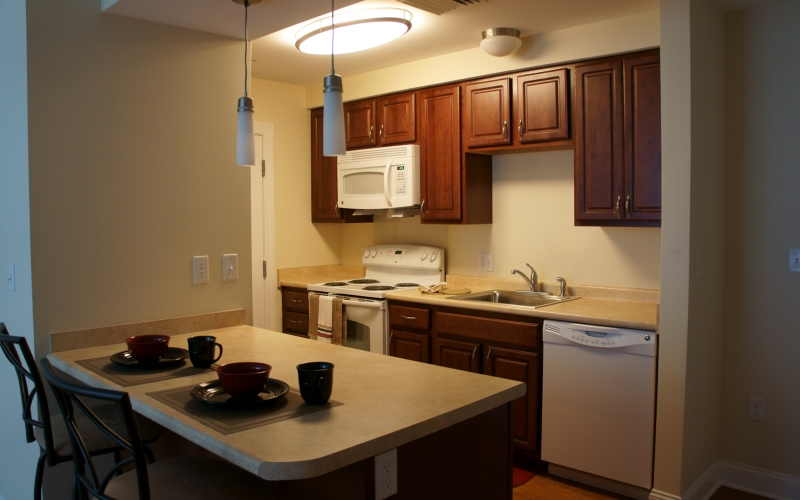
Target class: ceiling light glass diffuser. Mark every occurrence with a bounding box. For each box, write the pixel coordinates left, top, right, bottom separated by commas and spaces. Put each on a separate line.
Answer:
296, 8, 412, 55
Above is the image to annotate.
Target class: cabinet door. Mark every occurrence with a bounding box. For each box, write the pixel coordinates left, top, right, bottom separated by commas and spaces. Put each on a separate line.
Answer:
389, 329, 430, 363
344, 100, 376, 149
434, 337, 481, 373
418, 85, 462, 222
624, 53, 661, 222
484, 346, 540, 454
515, 68, 569, 143
310, 108, 343, 222
376, 93, 415, 146
574, 60, 624, 223
463, 77, 511, 148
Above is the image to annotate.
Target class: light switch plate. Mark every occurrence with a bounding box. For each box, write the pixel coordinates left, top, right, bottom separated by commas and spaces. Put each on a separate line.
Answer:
222, 254, 238, 281
7, 263, 15, 292
790, 249, 800, 272
479, 253, 494, 272
193, 256, 209, 284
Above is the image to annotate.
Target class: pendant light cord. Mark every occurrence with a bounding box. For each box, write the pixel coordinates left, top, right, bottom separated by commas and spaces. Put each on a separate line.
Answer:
244, 0, 249, 97
330, 0, 335, 75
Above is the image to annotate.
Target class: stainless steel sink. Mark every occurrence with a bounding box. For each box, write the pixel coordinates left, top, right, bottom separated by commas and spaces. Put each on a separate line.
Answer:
447, 290, 580, 309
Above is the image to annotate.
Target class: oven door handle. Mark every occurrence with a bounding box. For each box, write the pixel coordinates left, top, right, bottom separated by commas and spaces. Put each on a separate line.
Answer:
383, 160, 393, 207
326, 294, 386, 310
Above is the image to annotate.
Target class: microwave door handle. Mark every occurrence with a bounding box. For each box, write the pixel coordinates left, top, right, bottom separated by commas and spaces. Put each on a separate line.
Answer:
383, 160, 393, 207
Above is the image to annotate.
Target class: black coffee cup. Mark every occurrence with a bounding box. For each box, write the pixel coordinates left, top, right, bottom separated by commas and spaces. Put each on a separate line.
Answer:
296, 362, 334, 405
187, 336, 223, 368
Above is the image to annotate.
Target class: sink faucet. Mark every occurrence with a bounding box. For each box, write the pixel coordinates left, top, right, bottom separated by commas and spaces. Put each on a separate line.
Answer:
512, 264, 538, 292
556, 277, 567, 297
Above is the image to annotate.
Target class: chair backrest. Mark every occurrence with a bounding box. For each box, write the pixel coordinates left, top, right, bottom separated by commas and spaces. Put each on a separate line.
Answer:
39, 358, 151, 500
0, 322, 57, 459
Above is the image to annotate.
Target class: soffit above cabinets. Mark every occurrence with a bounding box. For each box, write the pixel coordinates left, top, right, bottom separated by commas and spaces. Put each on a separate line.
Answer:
100, 0, 362, 40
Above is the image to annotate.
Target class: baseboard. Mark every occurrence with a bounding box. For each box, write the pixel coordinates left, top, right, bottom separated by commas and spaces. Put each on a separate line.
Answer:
676, 460, 800, 500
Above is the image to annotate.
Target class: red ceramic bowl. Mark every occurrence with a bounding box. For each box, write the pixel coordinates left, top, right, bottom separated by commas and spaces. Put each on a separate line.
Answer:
216, 362, 272, 398
125, 335, 170, 362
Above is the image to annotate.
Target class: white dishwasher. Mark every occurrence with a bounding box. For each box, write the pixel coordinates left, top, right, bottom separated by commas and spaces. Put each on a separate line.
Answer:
541, 320, 657, 492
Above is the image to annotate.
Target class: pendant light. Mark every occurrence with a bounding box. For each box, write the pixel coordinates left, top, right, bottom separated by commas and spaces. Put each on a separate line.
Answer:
323, 0, 346, 157
234, 0, 260, 167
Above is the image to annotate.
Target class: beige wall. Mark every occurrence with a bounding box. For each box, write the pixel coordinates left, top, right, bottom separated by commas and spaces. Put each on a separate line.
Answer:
0, 2, 40, 499
721, 1, 800, 478
681, 0, 727, 492
306, 10, 660, 108
26, 1, 253, 360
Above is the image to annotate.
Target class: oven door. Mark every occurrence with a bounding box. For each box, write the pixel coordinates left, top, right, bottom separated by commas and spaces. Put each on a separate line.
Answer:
333, 295, 388, 355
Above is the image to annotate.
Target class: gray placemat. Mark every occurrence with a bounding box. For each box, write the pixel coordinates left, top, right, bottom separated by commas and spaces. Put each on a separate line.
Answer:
76, 356, 212, 387
146, 381, 342, 435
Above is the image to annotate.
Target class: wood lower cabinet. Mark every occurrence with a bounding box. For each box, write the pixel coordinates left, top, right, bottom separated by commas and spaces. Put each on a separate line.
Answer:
463, 77, 511, 148
389, 329, 430, 363
434, 336, 482, 373
574, 50, 661, 226
344, 100, 377, 149
484, 346, 540, 454
281, 287, 310, 338
376, 93, 416, 146
515, 68, 569, 143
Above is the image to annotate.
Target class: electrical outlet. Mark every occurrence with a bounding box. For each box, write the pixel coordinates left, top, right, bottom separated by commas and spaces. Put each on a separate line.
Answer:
694, 252, 702, 278
374, 448, 397, 500
479, 253, 494, 272
790, 249, 800, 272
7, 263, 15, 292
193, 256, 209, 284
748, 397, 765, 421
222, 254, 238, 281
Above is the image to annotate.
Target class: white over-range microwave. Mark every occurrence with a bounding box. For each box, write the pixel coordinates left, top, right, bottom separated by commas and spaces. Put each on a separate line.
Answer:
337, 145, 420, 211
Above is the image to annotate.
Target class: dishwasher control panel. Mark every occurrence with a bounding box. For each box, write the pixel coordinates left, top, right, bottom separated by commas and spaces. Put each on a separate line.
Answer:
543, 321, 655, 351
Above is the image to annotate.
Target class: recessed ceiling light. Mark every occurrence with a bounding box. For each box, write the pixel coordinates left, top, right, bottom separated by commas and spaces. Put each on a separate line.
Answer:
296, 8, 413, 55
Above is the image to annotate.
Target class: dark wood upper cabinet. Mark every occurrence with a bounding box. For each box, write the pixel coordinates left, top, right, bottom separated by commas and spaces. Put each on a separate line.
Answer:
376, 93, 416, 146
624, 53, 661, 222
389, 329, 430, 363
344, 100, 376, 149
310, 108, 342, 222
418, 85, 462, 222
484, 346, 539, 454
515, 68, 569, 143
463, 77, 511, 148
574, 51, 661, 226
434, 336, 481, 373
574, 59, 625, 223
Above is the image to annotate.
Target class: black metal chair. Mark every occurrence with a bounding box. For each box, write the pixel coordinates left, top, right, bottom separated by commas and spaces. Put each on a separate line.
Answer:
39, 358, 268, 500
0, 323, 162, 500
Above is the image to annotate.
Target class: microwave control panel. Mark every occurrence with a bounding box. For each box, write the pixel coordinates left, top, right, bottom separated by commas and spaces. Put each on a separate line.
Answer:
394, 165, 407, 195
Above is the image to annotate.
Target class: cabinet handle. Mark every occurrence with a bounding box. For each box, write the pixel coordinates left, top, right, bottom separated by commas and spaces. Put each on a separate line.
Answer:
291, 299, 302, 303
502, 120, 507, 139
369, 125, 374, 143
625, 195, 631, 219
334, 203, 340, 218
615, 195, 621, 219
400, 315, 416, 321
420, 199, 426, 218
379, 125, 384, 143
290, 320, 301, 324
388, 332, 394, 355
518, 119, 523, 140
472, 345, 479, 370
486, 348, 493, 372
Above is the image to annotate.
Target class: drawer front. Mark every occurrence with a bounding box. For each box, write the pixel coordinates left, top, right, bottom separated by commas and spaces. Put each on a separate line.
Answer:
434, 312, 539, 349
283, 311, 309, 335
389, 305, 431, 330
283, 289, 309, 313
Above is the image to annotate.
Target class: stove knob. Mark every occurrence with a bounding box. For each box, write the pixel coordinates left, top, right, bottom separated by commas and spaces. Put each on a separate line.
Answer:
370, 249, 378, 258
363, 249, 370, 259
429, 252, 438, 262
420, 251, 428, 260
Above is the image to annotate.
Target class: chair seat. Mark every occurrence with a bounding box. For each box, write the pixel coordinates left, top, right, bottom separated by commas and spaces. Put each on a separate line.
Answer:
35, 403, 162, 458
105, 456, 267, 500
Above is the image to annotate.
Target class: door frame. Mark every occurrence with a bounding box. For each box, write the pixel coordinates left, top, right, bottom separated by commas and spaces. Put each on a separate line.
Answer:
251, 122, 277, 330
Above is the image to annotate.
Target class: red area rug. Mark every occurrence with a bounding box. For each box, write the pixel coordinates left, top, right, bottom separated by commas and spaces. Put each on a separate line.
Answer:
512, 463, 538, 488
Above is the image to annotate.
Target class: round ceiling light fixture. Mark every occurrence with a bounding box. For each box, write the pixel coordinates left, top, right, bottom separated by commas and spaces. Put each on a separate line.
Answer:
480, 28, 522, 57
296, 8, 412, 55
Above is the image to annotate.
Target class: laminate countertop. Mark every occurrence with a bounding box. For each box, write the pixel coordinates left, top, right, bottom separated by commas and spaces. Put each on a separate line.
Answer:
47, 326, 524, 481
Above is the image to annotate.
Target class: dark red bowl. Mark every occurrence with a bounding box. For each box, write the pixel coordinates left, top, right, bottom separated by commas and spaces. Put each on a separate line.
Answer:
216, 362, 272, 398
125, 335, 170, 362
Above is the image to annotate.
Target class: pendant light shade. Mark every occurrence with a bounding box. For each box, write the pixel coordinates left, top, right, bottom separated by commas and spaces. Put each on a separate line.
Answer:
323, 74, 346, 157
237, 97, 255, 166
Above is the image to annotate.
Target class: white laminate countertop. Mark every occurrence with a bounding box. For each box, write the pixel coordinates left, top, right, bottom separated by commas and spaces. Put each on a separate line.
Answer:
47, 326, 524, 481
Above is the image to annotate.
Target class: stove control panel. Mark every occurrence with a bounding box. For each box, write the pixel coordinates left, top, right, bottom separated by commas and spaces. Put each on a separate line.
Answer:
361, 244, 444, 271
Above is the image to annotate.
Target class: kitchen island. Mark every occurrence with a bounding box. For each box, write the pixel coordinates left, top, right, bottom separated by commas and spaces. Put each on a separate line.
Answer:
47, 326, 524, 499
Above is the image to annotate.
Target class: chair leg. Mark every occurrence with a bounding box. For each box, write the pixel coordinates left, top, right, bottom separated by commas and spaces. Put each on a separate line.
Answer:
112, 449, 122, 477
34, 450, 46, 500
143, 445, 155, 464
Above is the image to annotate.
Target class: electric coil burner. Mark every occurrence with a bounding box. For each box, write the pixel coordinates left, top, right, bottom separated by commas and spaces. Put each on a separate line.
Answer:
348, 279, 379, 284
363, 285, 396, 291
395, 283, 419, 287
322, 282, 348, 286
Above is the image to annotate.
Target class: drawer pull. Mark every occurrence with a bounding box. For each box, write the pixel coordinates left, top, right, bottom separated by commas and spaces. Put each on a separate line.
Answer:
401, 315, 416, 321
290, 320, 302, 324
291, 299, 302, 303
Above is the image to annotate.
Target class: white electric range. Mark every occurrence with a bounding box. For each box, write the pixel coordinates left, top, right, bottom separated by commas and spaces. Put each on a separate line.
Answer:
307, 244, 444, 355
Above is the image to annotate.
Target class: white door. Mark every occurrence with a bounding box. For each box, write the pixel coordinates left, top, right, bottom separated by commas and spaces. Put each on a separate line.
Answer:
251, 123, 277, 330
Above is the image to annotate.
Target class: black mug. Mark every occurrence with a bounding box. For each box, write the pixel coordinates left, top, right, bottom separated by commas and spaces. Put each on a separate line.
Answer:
296, 362, 334, 405
187, 336, 223, 368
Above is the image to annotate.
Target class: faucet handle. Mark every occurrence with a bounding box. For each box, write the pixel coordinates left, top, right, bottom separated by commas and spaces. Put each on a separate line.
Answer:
525, 263, 536, 277
556, 277, 567, 297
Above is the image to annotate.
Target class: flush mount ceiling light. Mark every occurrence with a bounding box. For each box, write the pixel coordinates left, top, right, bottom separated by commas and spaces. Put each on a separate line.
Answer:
296, 8, 412, 55
480, 28, 521, 57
